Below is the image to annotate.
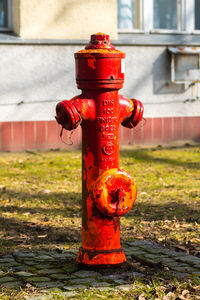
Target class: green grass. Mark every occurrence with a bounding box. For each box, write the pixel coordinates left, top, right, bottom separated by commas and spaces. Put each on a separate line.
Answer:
0, 145, 200, 299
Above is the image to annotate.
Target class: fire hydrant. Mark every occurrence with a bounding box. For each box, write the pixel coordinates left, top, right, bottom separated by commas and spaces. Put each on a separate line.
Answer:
55, 33, 144, 267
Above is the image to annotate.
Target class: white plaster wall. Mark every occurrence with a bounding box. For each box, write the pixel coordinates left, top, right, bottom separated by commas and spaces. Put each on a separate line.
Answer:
0, 44, 199, 122
118, 45, 200, 118
13, 0, 117, 39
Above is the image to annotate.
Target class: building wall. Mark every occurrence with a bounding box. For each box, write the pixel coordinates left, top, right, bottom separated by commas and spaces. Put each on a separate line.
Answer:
12, 0, 117, 39
0, 0, 199, 151
0, 44, 199, 122
0, 43, 199, 151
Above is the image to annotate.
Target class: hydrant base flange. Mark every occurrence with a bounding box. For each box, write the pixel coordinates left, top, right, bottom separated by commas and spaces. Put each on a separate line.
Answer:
76, 247, 126, 266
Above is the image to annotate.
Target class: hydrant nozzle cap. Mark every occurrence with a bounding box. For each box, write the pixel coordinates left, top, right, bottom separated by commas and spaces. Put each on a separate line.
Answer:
85, 33, 116, 50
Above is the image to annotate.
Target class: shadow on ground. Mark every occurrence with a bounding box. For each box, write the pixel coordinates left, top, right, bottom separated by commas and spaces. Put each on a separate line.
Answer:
120, 147, 200, 170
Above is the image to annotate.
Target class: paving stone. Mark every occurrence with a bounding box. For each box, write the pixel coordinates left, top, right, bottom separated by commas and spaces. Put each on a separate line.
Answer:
34, 255, 54, 261
90, 281, 111, 287
171, 263, 188, 268
11, 265, 29, 272
49, 273, 69, 280
63, 284, 87, 290
0, 255, 13, 260
62, 263, 78, 273
120, 271, 144, 278
159, 257, 177, 265
173, 272, 190, 278
194, 264, 200, 269
0, 257, 16, 263
73, 270, 101, 278
173, 266, 200, 273
174, 256, 200, 265
1, 281, 22, 288
70, 277, 96, 285
36, 268, 64, 275
23, 260, 41, 266
0, 261, 20, 267
0, 276, 16, 283
143, 253, 163, 260
101, 274, 122, 281
0, 270, 7, 277
15, 271, 35, 277
48, 252, 75, 260
118, 284, 134, 291
65, 249, 78, 255
125, 250, 147, 256
151, 248, 176, 256
142, 248, 167, 255
26, 276, 52, 283
127, 240, 154, 248
126, 256, 132, 260
13, 251, 36, 259
113, 279, 128, 285
32, 281, 65, 289
34, 264, 54, 270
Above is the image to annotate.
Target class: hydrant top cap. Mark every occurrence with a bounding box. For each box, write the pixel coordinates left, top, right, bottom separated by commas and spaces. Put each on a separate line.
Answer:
85, 32, 116, 50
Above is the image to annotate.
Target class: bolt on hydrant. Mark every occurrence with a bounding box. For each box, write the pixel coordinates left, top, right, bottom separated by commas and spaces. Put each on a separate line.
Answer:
55, 33, 144, 267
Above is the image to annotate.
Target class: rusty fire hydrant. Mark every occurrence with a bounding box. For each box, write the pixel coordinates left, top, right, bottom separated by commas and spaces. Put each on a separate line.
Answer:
55, 33, 144, 267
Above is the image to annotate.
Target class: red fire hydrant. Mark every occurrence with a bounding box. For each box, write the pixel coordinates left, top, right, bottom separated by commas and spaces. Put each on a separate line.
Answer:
55, 33, 144, 267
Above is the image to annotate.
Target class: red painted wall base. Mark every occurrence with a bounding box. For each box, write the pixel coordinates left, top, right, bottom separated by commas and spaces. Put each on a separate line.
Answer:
0, 117, 199, 151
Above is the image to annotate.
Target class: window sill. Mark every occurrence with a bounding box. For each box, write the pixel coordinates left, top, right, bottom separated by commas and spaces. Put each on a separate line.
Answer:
0, 33, 88, 45
115, 32, 200, 46
150, 29, 189, 34
0, 27, 12, 32
118, 29, 144, 34
0, 32, 199, 46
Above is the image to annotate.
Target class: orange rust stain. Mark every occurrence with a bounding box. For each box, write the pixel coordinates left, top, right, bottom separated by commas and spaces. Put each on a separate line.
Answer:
76, 249, 126, 266
83, 150, 97, 192
126, 99, 134, 112
78, 49, 124, 54
83, 170, 86, 181
81, 100, 87, 115
88, 58, 96, 69
95, 32, 106, 35
93, 169, 136, 217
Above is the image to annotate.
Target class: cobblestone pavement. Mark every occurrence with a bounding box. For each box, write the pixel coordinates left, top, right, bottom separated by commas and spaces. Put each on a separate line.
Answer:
0, 240, 199, 299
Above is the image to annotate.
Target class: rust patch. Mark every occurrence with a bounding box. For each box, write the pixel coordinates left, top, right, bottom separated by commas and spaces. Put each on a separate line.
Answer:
88, 58, 96, 69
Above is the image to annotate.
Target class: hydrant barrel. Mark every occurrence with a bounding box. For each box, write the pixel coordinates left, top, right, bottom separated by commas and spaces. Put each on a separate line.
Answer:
55, 33, 144, 267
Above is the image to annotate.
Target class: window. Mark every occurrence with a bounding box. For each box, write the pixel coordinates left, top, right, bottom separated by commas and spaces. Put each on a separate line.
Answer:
118, 0, 141, 30
0, 0, 11, 30
195, 0, 200, 30
118, 0, 200, 33
153, 0, 178, 30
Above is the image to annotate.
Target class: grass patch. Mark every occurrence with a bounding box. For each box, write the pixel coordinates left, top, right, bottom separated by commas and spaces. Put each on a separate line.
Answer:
0, 145, 199, 298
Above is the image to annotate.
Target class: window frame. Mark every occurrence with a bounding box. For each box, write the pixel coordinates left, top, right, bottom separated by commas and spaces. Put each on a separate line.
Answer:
118, 0, 144, 33
0, 0, 12, 32
117, 0, 200, 34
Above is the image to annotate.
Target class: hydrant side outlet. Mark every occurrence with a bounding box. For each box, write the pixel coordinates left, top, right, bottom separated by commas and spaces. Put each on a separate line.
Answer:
55, 33, 144, 267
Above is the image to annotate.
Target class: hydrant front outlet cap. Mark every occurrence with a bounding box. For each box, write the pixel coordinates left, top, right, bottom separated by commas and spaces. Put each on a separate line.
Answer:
93, 168, 137, 217
55, 33, 144, 267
